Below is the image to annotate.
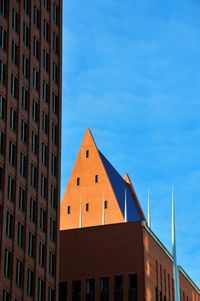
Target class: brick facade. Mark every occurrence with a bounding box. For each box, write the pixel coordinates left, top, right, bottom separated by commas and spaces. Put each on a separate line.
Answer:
59, 222, 200, 301
0, 0, 62, 300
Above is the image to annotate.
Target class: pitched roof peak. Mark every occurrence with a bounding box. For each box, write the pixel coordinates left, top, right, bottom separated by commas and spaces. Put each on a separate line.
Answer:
124, 173, 132, 185
81, 128, 97, 148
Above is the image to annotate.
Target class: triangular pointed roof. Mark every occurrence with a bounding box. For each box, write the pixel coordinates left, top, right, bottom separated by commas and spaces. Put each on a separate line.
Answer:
81, 128, 97, 148
60, 129, 144, 230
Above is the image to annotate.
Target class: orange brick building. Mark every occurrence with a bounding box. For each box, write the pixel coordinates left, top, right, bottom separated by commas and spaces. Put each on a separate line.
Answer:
59, 129, 200, 301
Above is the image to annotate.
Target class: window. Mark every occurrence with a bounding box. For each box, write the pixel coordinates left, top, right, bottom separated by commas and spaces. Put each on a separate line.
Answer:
27, 269, 34, 296
44, 0, 49, 11
95, 175, 98, 183
43, 49, 49, 72
0, 130, 5, 155
9, 141, 16, 166
52, 123, 58, 144
22, 86, 29, 110
52, 93, 58, 114
128, 274, 137, 301
2, 290, 10, 301
49, 252, 56, 276
72, 280, 81, 300
105, 200, 108, 209
34, 6, 40, 29
20, 153, 27, 177
86, 279, 95, 301
30, 197, 36, 223
0, 0, 8, 18
11, 74, 18, 97
0, 95, 5, 119
43, 80, 49, 102
6, 211, 14, 238
155, 287, 158, 301
0, 167, 3, 191
11, 41, 18, 65
23, 55, 30, 79
32, 100, 38, 122
12, 9, 18, 32
33, 37, 40, 60
32, 132, 38, 154
0, 26, 7, 51
160, 264, 162, 296
77, 177, 80, 186
50, 218, 56, 241
40, 208, 46, 232
31, 164, 37, 188
23, 0, 30, 15
86, 203, 89, 212
39, 242, 46, 267
48, 287, 55, 301
38, 278, 45, 301
53, 32, 58, 55
21, 119, 27, 143
7, 175, 15, 202
4, 249, 12, 278
42, 143, 48, 165
59, 282, 67, 301
16, 259, 23, 287
164, 270, 167, 301
168, 274, 170, 301
10, 107, 17, 131
33, 68, 39, 90
41, 175, 47, 198
17, 222, 25, 249
53, 63, 58, 83
100, 277, 109, 301
53, 2, 59, 25
86, 150, 89, 158
23, 23, 29, 47
42, 111, 48, 134
51, 154, 57, 176
156, 260, 158, 294
51, 185, 57, 209
67, 206, 70, 214
114, 276, 123, 301
43, 20, 49, 42
28, 232, 35, 257
19, 187, 25, 211
0, 60, 6, 85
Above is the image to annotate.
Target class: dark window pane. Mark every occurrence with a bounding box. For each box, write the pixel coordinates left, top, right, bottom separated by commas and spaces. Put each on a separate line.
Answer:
86, 279, 95, 301
59, 282, 67, 301
100, 277, 109, 301
129, 274, 137, 301
114, 276, 123, 301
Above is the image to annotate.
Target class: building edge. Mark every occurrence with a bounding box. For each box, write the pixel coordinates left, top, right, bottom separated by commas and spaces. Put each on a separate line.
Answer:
142, 220, 200, 294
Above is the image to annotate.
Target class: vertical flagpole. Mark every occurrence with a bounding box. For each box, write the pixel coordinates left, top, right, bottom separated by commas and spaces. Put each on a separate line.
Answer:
148, 187, 151, 228
172, 186, 180, 301
79, 198, 82, 228
124, 189, 127, 222
102, 193, 105, 225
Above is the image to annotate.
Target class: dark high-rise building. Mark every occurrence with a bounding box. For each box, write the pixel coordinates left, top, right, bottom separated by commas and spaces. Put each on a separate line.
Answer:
0, 0, 62, 300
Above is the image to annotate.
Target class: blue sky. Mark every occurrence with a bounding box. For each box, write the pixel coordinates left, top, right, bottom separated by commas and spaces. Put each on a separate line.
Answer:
62, 0, 200, 287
